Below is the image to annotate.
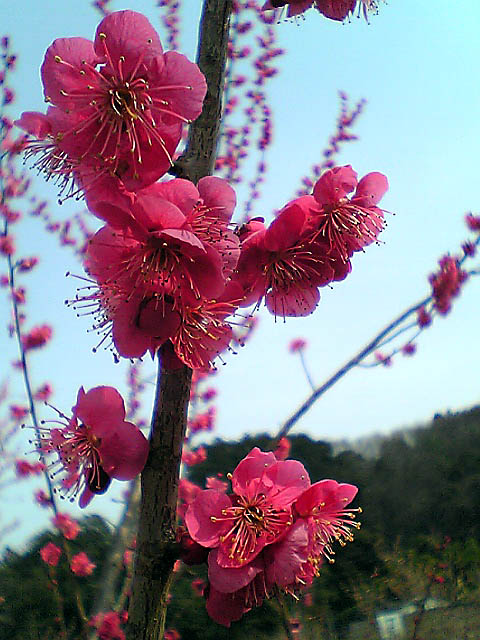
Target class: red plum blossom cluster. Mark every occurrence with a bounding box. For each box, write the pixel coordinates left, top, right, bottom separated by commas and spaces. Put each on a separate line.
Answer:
184, 447, 360, 625
233, 165, 388, 318
263, 0, 382, 21
17, 10, 388, 371
16, 11, 206, 196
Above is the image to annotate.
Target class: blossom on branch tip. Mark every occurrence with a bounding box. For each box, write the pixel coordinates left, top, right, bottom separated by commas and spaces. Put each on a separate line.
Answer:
52, 513, 80, 540
37, 386, 148, 507
310, 165, 388, 261
35, 489, 52, 507
22, 324, 53, 351
16, 10, 206, 197
89, 611, 125, 640
234, 201, 338, 318
417, 306, 431, 328
429, 255, 467, 315
465, 213, 480, 232
186, 447, 309, 568
184, 447, 359, 625
40, 542, 62, 567
15, 459, 44, 476
289, 338, 307, 353
71, 551, 96, 576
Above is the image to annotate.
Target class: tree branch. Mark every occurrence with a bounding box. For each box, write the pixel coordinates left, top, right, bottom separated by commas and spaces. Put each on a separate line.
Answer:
274, 295, 430, 443
127, 3, 233, 637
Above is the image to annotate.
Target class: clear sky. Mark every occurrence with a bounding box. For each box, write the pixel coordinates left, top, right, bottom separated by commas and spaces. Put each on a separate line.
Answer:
1, 0, 480, 550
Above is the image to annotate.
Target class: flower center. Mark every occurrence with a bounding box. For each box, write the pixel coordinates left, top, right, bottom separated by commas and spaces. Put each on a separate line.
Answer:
109, 86, 140, 120
212, 494, 292, 564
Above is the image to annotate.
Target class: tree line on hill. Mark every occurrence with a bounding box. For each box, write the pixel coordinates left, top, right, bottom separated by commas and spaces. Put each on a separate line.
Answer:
1, 407, 480, 639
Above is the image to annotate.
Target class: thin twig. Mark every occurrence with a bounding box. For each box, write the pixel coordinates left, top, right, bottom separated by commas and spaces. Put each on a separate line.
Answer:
274, 295, 430, 443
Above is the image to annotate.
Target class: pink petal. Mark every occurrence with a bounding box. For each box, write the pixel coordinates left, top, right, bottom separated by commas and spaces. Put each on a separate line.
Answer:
112, 302, 151, 359
264, 203, 305, 252
136, 298, 181, 341
264, 459, 311, 507
41, 37, 101, 110
100, 421, 149, 480
265, 283, 320, 317
79, 486, 94, 509
208, 548, 263, 593
231, 448, 277, 499
160, 228, 206, 252
205, 586, 249, 627
287, 0, 313, 16
132, 195, 186, 231
315, 0, 356, 21
144, 179, 199, 217
14, 111, 52, 139
73, 386, 126, 435
313, 165, 358, 207
156, 51, 207, 123
94, 10, 163, 78
198, 176, 237, 222
172, 320, 232, 370
185, 490, 232, 547
118, 123, 182, 191
85, 226, 137, 281
84, 176, 136, 229
264, 519, 309, 587
353, 172, 389, 207
295, 480, 358, 516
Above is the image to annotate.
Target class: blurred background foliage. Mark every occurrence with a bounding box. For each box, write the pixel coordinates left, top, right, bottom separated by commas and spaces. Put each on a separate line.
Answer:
1, 406, 480, 639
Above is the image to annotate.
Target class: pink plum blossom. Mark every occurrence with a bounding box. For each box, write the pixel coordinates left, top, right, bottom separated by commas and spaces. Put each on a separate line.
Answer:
39, 386, 148, 507
310, 165, 388, 261
40, 542, 62, 567
429, 255, 467, 315
71, 552, 96, 576
185, 447, 360, 626
234, 200, 343, 318
52, 513, 80, 540
16, 11, 206, 195
186, 447, 310, 568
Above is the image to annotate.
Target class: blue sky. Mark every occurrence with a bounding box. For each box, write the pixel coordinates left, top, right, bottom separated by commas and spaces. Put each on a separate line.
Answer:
1, 0, 480, 550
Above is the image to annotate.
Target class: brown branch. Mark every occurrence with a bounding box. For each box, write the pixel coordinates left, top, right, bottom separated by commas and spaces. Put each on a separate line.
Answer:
127, 3, 233, 638
173, 0, 234, 183
127, 361, 192, 640
274, 295, 430, 444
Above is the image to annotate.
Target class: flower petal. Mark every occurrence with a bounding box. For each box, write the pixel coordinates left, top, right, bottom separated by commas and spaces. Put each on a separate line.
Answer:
208, 548, 263, 593
100, 421, 149, 480
264, 519, 309, 587
15, 111, 52, 139
265, 283, 320, 318
73, 386, 126, 434
94, 10, 163, 78
353, 171, 389, 207
313, 165, 358, 206
185, 490, 232, 547
41, 37, 101, 110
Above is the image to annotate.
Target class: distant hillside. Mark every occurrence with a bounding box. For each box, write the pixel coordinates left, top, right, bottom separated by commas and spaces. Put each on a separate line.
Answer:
189, 405, 480, 544
332, 405, 480, 459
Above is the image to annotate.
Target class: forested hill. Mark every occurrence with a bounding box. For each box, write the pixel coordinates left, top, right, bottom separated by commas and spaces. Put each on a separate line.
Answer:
189, 405, 480, 544
1, 406, 479, 640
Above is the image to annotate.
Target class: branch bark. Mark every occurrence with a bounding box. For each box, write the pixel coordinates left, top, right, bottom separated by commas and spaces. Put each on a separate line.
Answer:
127, 362, 192, 640
127, 4, 233, 637
174, 0, 233, 183
274, 295, 431, 444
